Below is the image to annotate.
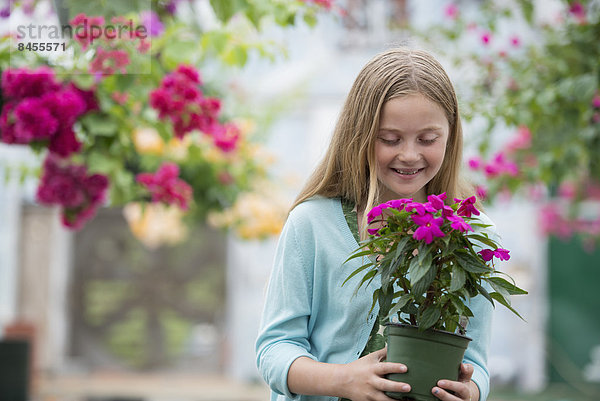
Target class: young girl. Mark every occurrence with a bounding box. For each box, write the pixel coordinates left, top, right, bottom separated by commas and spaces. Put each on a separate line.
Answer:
255, 47, 497, 401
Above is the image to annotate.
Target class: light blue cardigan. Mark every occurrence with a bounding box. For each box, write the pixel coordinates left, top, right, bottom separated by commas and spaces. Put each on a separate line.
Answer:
255, 197, 495, 401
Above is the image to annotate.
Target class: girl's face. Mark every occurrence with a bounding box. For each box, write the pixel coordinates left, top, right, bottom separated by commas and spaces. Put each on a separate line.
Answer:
375, 94, 450, 203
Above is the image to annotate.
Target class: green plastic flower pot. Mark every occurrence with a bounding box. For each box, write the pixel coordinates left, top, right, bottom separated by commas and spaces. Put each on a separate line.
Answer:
385, 323, 471, 401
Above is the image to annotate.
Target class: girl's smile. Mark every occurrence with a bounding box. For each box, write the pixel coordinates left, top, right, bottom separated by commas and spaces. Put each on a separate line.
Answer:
375, 94, 450, 203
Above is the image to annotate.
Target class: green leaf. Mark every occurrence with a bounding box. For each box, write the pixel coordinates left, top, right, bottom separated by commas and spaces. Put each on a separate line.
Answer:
488, 277, 528, 295
466, 233, 499, 249
449, 264, 466, 292
354, 269, 377, 295
222, 45, 248, 67
342, 262, 374, 287
386, 294, 412, 320
393, 236, 411, 263
490, 292, 526, 320
161, 40, 199, 68
409, 248, 432, 285
454, 251, 490, 273
476, 283, 494, 305
81, 114, 118, 137
412, 263, 436, 296
419, 306, 441, 331
210, 0, 248, 23
303, 11, 317, 27
344, 249, 373, 264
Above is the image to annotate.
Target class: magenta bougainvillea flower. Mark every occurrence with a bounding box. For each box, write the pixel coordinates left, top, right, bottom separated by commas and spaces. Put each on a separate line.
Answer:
213, 122, 241, 152
468, 156, 482, 170
89, 48, 130, 75
592, 93, 600, 108
0, 67, 95, 156
480, 31, 491, 45
70, 13, 106, 50
136, 162, 193, 210
150, 65, 220, 137
1, 66, 60, 99
141, 10, 165, 37
300, 0, 334, 9
568, 2, 586, 22
36, 154, 109, 230
149, 64, 241, 151
444, 3, 459, 20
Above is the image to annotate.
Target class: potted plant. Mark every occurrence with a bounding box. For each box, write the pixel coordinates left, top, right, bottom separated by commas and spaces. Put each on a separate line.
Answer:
344, 193, 527, 401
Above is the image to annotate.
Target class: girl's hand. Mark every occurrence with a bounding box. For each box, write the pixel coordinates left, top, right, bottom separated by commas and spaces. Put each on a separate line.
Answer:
431, 363, 479, 401
339, 347, 411, 401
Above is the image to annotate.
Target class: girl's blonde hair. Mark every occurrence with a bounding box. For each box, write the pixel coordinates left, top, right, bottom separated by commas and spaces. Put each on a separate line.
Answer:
291, 47, 474, 238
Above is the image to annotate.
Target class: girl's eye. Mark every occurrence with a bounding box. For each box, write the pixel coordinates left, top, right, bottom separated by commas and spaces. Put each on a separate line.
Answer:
419, 138, 437, 145
379, 137, 399, 145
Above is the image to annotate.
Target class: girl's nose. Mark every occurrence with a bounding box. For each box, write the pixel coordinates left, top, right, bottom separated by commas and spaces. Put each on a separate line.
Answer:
397, 143, 420, 163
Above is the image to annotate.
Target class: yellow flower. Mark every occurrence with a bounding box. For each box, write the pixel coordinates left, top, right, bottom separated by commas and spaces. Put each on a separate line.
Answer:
123, 202, 188, 248
133, 127, 165, 155
209, 188, 288, 240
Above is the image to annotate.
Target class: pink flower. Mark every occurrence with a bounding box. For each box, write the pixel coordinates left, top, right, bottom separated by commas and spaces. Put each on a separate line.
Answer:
444, 3, 459, 20
149, 65, 227, 140
136, 162, 193, 210
367, 227, 381, 236
90, 48, 130, 75
70, 13, 106, 49
475, 185, 488, 201
506, 125, 532, 152
558, 181, 577, 200
480, 31, 491, 45
569, 2, 586, 22
12, 98, 59, 142
539, 203, 572, 238
479, 248, 510, 262
300, 0, 334, 9
386, 198, 411, 210
427, 193, 447, 210
48, 127, 82, 157
176, 64, 202, 85
367, 203, 389, 224
412, 213, 445, 244
43, 89, 87, 128
592, 93, 600, 108
141, 10, 164, 37
494, 248, 510, 261
405, 201, 436, 216
36, 154, 109, 230
468, 156, 482, 170
447, 215, 472, 232
478, 249, 495, 262
456, 196, 480, 218
111, 91, 128, 104
68, 83, 99, 113
510, 35, 520, 47
484, 152, 519, 178
1, 66, 60, 100
213, 122, 240, 152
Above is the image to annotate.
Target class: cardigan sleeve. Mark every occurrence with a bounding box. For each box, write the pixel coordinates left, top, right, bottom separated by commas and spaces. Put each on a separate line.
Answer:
255, 217, 317, 400
461, 212, 502, 401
